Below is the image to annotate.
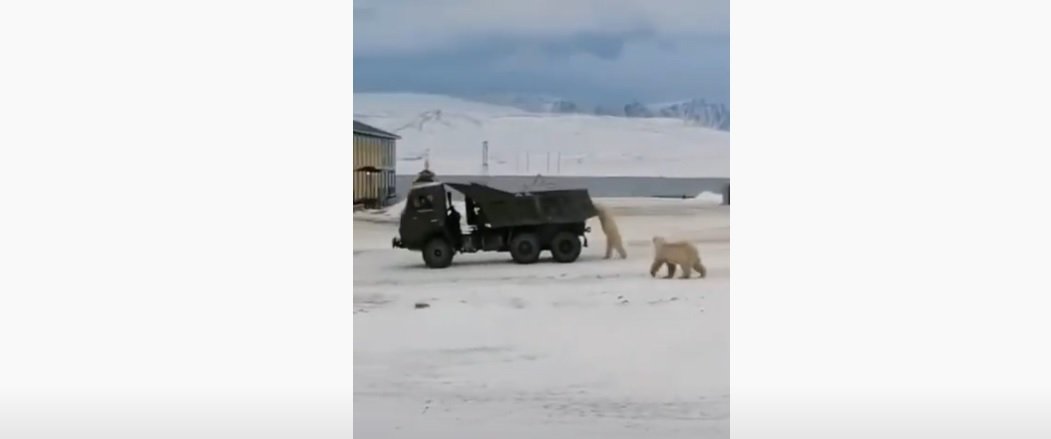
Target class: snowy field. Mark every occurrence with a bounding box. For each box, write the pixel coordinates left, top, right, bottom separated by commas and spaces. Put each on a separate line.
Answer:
353, 197, 730, 438
354, 93, 730, 178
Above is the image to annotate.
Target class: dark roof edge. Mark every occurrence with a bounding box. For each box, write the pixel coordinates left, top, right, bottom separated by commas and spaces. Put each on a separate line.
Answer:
354, 120, 400, 139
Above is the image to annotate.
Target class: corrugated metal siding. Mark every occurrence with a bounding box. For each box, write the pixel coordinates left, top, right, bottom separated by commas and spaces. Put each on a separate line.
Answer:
353, 133, 396, 207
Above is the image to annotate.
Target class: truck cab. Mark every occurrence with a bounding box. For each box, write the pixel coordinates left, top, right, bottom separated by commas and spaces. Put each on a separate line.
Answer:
395, 182, 446, 249
392, 181, 466, 252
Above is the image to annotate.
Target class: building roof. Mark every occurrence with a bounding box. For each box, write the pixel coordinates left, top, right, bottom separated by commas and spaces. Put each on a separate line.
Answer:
354, 120, 400, 140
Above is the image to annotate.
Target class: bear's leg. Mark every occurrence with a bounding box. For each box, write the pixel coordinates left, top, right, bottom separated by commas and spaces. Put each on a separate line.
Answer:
664, 262, 676, 279
694, 261, 707, 278
679, 264, 692, 279
650, 259, 665, 277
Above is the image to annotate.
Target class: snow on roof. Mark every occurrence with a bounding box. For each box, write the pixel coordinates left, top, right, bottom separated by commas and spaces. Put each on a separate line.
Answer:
353, 120, 400, 139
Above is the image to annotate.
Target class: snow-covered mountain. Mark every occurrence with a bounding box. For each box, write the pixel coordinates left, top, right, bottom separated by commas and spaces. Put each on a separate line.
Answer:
353, 93, 729, 178
466, 93, 582, 114
469, 94, 730, 131
646, 98, 731, 131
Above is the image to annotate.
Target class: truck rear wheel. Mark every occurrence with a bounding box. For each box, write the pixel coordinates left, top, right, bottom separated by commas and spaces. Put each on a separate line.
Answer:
422, 237, 454, 268
510, 232, 541, 264
550, 232, 582, 263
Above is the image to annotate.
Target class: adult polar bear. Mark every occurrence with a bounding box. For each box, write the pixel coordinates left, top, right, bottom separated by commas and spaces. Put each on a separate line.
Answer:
650, 236, 707, 279
593, 203, 627, 259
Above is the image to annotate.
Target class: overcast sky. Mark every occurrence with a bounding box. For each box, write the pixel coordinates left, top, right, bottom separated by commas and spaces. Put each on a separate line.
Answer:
353, 0, 729, 106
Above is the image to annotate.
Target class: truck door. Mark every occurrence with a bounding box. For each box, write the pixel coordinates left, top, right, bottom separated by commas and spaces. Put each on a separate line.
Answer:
399, 185, 447, 247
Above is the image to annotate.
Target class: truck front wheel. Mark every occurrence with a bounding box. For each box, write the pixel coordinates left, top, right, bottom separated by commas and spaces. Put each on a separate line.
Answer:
510, 232, 541, 264
422, 237, 454, 268
550, 232, 582, 263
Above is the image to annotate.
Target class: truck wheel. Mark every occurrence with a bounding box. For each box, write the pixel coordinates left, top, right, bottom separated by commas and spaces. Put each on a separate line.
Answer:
510, 232, 541, 264
422, 237, 454, 268
550, 232, 582, 263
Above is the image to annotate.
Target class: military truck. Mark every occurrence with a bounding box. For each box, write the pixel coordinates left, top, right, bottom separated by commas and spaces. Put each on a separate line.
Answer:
391, 173, 599, 268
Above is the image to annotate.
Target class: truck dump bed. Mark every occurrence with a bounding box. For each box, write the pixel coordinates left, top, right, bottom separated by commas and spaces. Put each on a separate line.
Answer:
446, 182, 599, 228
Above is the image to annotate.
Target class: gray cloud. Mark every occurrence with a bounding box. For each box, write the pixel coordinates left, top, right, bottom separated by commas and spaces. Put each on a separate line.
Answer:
353, 0, 729, 105
354, 0, 727, 55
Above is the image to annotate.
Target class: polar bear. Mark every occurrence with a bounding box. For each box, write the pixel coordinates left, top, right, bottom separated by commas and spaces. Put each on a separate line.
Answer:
594, 203, 626, 259
650, 236, 707, 279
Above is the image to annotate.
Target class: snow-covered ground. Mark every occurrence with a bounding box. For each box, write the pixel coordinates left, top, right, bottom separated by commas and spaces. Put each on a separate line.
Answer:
354, 198, 730, 438
353, 93, 730, 178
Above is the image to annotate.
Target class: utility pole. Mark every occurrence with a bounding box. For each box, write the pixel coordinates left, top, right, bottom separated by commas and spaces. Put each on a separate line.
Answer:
482, 140, 489, 176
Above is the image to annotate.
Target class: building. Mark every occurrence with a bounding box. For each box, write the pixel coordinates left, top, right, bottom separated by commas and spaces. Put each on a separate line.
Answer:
353, 120, 399, 208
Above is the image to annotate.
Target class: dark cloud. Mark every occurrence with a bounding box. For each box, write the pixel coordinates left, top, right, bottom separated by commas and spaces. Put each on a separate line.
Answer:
353, 1, 728, 105
537, 30, 656, 59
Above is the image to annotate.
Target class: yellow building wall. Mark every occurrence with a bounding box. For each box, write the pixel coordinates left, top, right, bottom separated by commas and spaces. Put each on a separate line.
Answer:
353, 133, 396, 206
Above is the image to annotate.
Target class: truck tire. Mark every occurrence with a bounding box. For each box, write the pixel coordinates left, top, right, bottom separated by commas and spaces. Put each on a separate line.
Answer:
550, 231, 582, 263
422, 237, 454, 268
510, 232, 541, 264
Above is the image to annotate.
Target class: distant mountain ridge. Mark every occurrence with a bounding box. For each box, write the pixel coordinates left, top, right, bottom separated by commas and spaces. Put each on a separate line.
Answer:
352, 92, 730, 178
471, 94, 730, 131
